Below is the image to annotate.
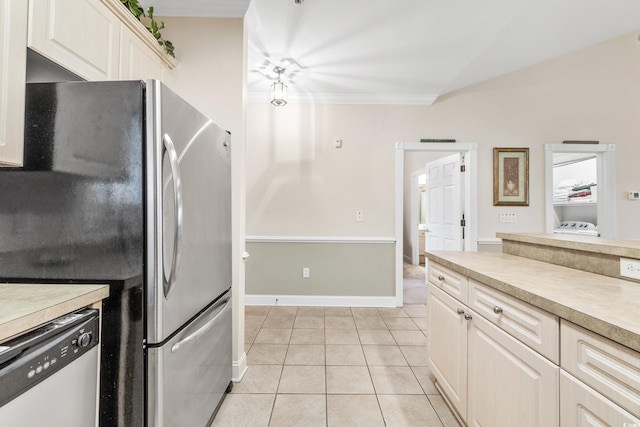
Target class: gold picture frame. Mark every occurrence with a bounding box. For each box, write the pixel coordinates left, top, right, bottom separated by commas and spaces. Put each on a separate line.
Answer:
493, 147, 529, 206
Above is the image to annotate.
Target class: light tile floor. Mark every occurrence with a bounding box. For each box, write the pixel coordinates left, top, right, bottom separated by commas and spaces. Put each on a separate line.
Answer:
211, 267, 460, 426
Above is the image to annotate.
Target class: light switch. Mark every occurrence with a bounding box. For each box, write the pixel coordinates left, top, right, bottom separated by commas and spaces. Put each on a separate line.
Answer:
499, 213, 517, 223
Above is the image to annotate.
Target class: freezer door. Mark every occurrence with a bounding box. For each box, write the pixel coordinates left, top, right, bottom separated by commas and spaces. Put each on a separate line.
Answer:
147, 292, 232, 427
146, 81, 231, 343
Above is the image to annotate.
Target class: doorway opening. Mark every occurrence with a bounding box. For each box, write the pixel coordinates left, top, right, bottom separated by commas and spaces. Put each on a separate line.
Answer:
544, 143, 616, 238
394, 142, 478, 307
409, 169, 427, 266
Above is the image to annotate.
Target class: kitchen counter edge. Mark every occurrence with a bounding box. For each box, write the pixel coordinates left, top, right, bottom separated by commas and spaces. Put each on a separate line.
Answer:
0, 284, 109, 343
425, 250, 640, 353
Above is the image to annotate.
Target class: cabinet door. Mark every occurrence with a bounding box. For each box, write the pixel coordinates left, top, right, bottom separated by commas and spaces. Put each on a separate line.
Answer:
119, 24, 164, 80
561, 370, 640, 427
427, 285, 468, 421
28, 0, 120, 80
0, 0, 27, 166
468, 312, 559, 427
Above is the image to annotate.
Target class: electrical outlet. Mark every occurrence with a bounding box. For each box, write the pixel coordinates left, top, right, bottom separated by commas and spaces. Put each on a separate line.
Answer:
356, 211, 364, 222
302, 267, 310, 278
620, 258, 640, 280
499, 213, 517, 223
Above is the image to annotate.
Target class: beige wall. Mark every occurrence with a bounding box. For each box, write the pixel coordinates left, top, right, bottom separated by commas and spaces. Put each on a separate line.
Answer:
245, 32, 640, 298
247, 32, 640, 244
161, 18, 244, 136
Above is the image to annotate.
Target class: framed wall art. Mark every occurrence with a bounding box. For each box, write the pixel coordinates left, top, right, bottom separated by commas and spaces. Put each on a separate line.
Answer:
493, 147, 529, 206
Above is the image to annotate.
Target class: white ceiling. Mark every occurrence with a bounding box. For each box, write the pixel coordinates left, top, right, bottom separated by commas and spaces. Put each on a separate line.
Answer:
146, 0, 640, 105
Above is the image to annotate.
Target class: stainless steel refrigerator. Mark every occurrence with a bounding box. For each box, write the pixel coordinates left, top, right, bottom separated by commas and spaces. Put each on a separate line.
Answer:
0, 80, 232, 426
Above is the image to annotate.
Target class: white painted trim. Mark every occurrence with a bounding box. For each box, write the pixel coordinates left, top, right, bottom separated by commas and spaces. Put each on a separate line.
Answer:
232, 352, 248, 383
395, 142, 478, 308
100, 0, 177, 69
247, 91, 439, 106
245, 294, 397, 307
544, 144, 616, 238
246, 235, 395, 244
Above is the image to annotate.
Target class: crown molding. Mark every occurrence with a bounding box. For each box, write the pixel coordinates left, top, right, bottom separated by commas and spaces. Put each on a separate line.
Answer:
247, 91, 439, 106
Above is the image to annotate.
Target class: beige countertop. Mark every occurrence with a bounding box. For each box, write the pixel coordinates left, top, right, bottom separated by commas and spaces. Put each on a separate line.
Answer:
0, 284, 109, 343
497, 233, 640, 259
425, 250, 640, 353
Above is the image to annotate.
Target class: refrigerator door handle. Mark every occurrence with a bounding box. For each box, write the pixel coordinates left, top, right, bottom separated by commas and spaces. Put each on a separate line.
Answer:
171, 297, 231, 353
162, 133, 183, 298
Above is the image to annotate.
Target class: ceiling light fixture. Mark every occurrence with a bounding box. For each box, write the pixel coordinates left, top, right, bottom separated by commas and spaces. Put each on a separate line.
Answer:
294, 0, 303, 4
270, 66, 287, 107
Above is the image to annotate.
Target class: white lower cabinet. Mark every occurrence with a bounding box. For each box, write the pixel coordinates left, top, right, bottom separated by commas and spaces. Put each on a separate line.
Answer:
560, 370, 640, 426
428, 285, 558, 426
427, 285, 468, 418
560, 320, 640, 425
427, 260, 640, 426
468, 313, 559, 427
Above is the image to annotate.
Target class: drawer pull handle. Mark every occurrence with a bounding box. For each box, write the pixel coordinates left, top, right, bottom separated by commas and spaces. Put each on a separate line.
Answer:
456, 308, 465, 315
493, 306, 503, 314
438, 275, 445, 281
464, 313, 473, 320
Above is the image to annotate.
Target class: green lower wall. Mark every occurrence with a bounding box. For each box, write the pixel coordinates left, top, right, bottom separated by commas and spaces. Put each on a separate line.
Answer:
245, 241, 395, 297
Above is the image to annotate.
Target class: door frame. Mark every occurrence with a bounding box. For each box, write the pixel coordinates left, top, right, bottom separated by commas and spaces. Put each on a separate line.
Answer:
395, 142, 478, 307
409, 168, 425, 265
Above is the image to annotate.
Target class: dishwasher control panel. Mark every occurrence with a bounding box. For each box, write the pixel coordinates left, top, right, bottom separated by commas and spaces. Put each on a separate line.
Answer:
0, 308, 100, 408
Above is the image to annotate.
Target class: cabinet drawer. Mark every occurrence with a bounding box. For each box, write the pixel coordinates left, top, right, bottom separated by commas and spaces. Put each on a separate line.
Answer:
469, 280, 559, 364
560, 370, 640, 426
561, 320, 640, 418
427, 261, 468, 304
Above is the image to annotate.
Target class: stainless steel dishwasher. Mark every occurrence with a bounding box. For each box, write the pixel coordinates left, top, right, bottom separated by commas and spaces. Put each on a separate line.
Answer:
0, 308, 100, 427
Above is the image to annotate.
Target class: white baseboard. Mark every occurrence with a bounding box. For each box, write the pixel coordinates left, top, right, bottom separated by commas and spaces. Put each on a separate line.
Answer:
232, 352, 247, 383
245, 294, 398, 307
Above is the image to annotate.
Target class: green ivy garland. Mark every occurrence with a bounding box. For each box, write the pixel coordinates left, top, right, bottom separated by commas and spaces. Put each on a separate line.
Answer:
120, 0, 175, 58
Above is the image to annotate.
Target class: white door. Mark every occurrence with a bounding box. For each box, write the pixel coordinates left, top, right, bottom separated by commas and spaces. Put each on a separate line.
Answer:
425, 153, 463, 251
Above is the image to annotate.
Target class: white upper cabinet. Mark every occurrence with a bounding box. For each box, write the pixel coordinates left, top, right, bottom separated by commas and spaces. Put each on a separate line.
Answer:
28, 0, 121, 81
0, 0, 28, 166
119, 24, 164, 81
2, 0, 176, 166
28, 0, 176, 82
